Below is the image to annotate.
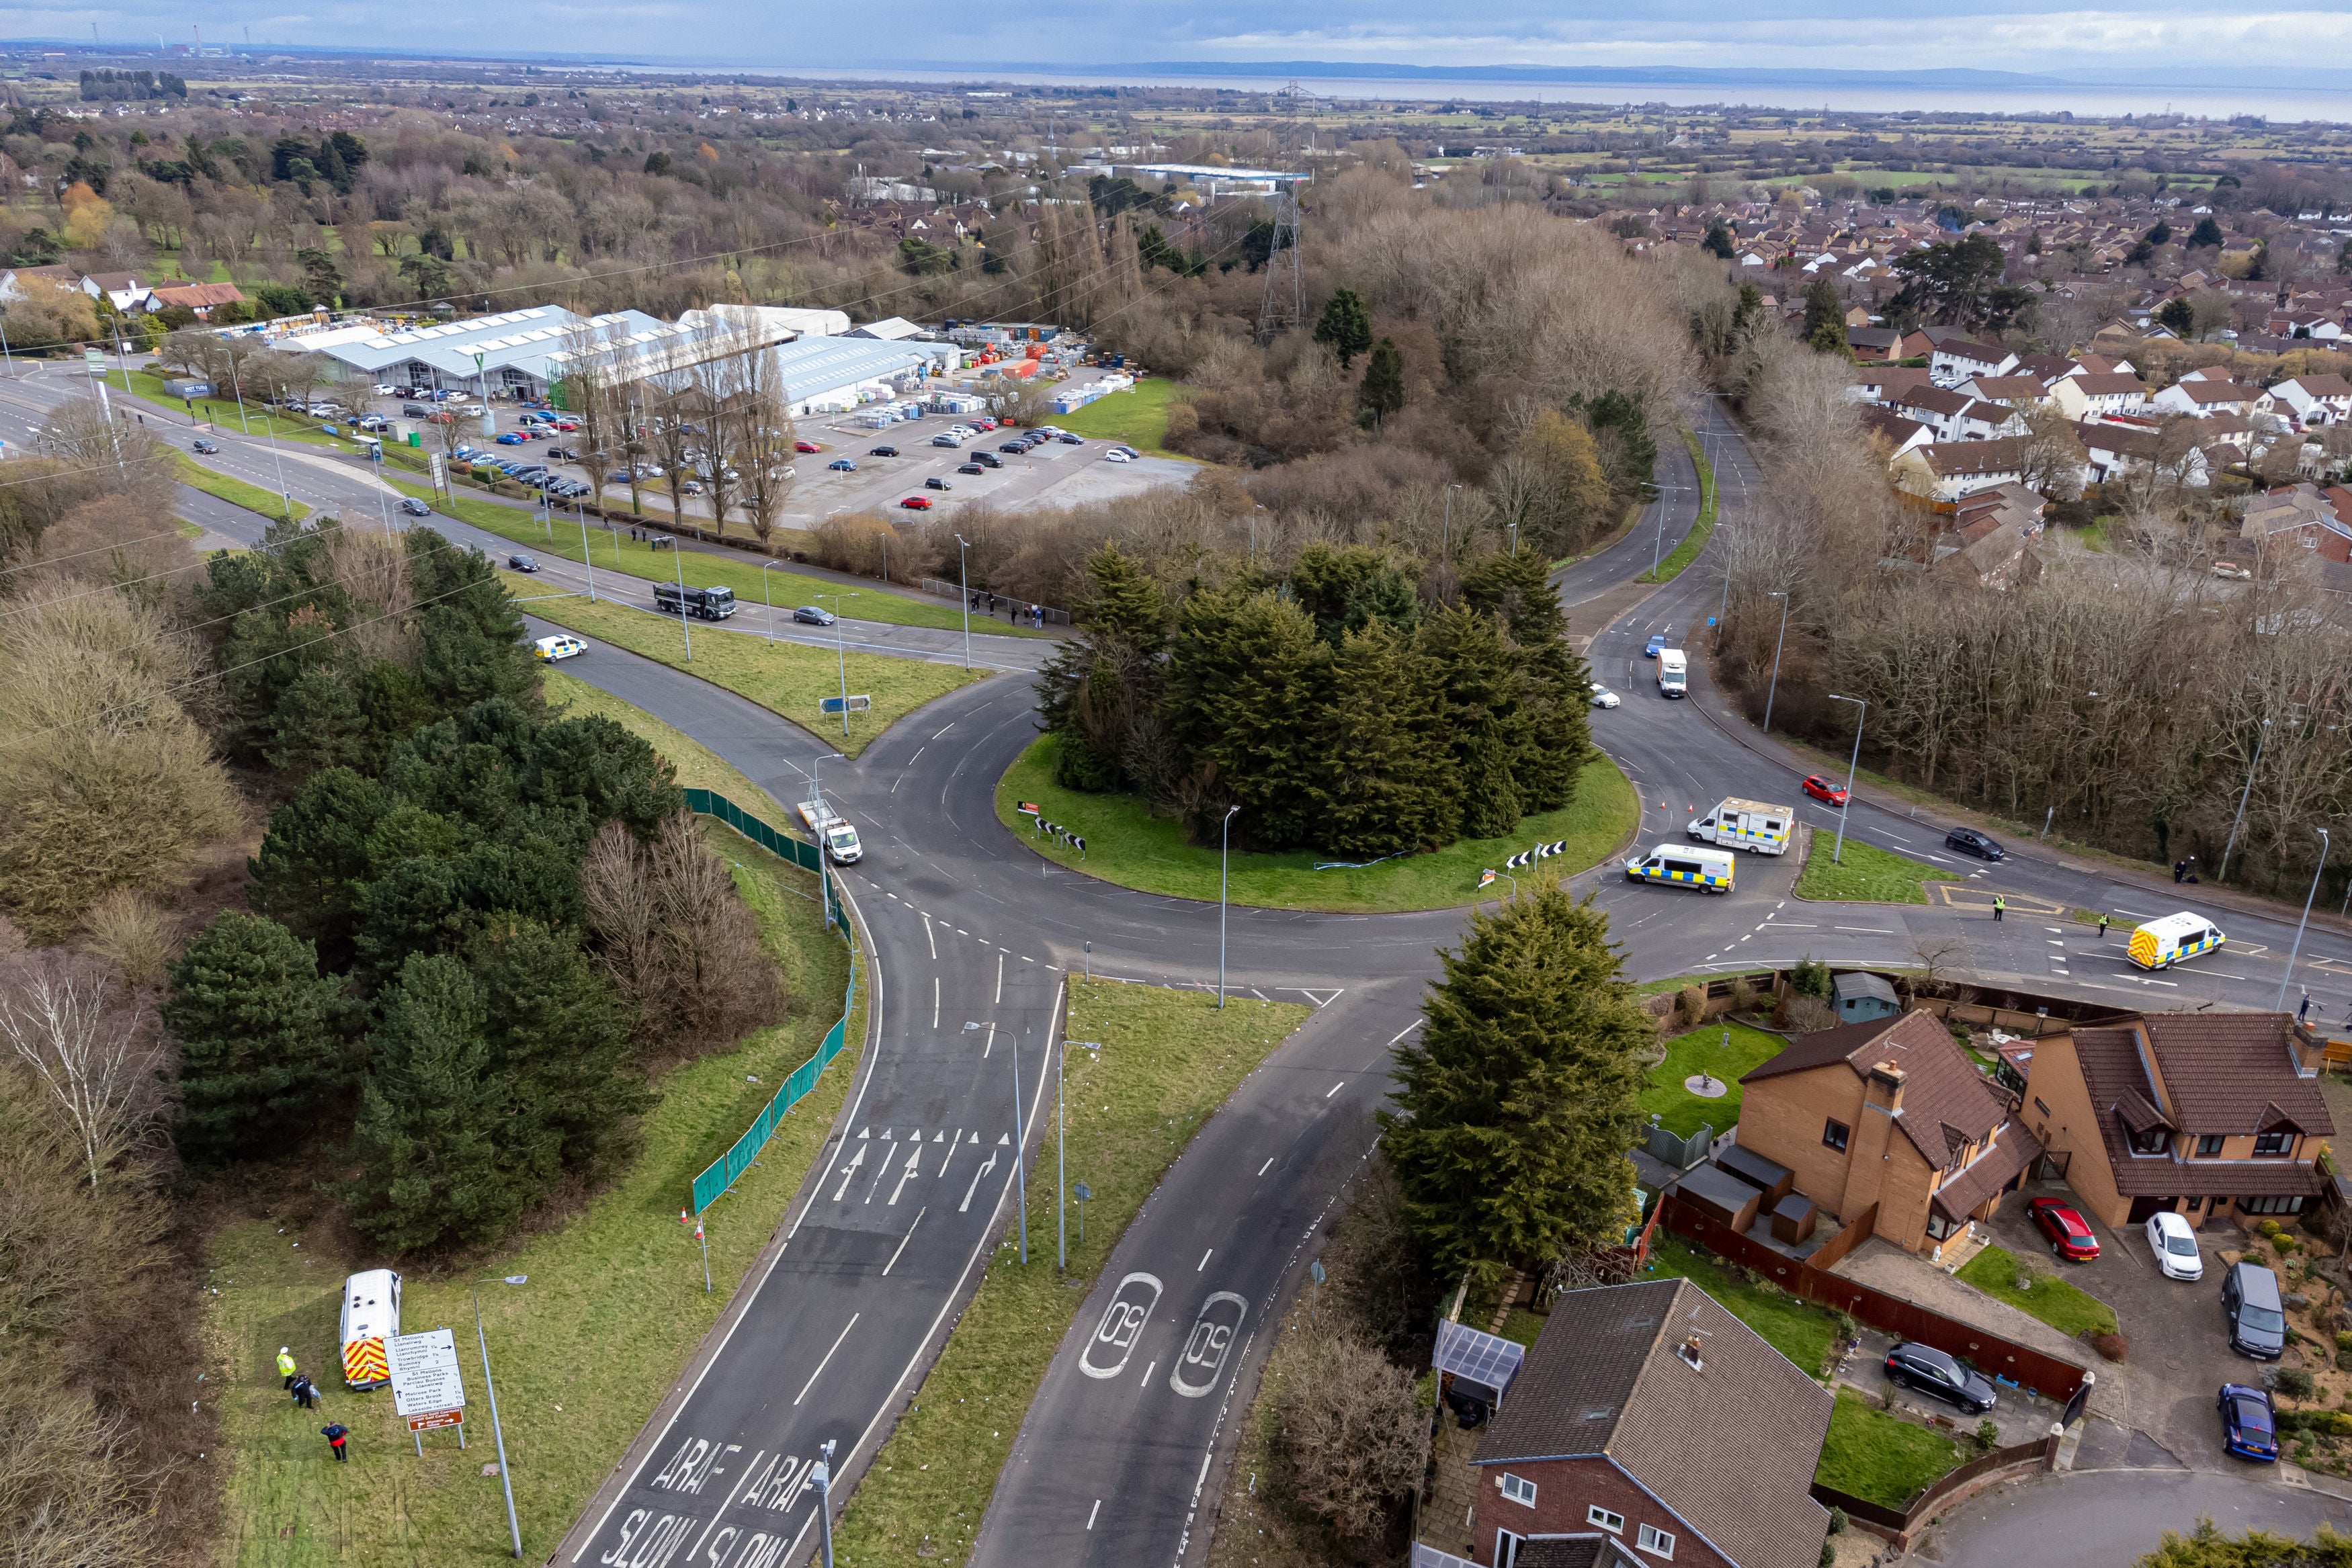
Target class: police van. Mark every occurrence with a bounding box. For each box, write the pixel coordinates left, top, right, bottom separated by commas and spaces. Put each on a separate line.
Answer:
339, 1268, 402, 1390
2128, 912, 2226, 971
1625, 843, 1735, 894
1686, 797, 1794, 855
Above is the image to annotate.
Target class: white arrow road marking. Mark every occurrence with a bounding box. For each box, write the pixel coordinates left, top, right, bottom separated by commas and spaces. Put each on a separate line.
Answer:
831, 1143, 867, 1201
887, 1145, 923, 1205
960, 1150, 999, 1213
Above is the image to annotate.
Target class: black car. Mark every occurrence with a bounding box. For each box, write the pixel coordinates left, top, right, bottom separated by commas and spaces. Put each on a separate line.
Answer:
925, 476, 952, 490
507, 554, 538, 573
792, 605, 835, 626
397, 497, 433, 517
401, 404, 429, 418
542, 446, 573, 462
973, 451, 1003, 469
192, 437, 220, 454
870, 445, 900, 458
1057, 433, 1084, 444
957, 462, 985, 475
1946, 827, 2005, 861
1883, 1342, 1998, 1413
1000, 441, 1030, 455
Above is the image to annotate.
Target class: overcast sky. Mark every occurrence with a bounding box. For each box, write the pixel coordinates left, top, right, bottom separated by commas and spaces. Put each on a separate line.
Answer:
36, 1, 2352, 86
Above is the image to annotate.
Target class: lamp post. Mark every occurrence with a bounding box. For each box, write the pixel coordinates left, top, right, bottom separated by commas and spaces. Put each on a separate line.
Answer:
669, 529, 692, 661
1218, 804, 1241, 1008
1010, 1027, 1030, 1266
955, 532, 973, 671
228, 357, 294, 523
809, 750, 846, 926
2278, 828, 2330, 1011
1826, 694, 1867, 865
576, 498, 597, 602
1055, 1033, 1066, 1272
811, 1440, 837, 1568
2218, 718, 2271, 883
762, 560, 789, 642
469, 1280, 527, 1559
1761, 591, 1791, 738
818, 591, 857, 739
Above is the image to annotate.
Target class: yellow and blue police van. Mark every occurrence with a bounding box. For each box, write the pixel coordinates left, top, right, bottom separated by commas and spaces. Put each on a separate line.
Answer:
1625, 843, 1735, 895
2128, 912, 2225, 971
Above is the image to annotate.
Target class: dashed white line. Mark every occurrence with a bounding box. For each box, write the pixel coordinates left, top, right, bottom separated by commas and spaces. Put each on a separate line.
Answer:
882, 1209, 924, 1276
925, 915, 937, 961
933, 977, 941, 1029
1257, 1158, 1274, 1176
1087, 1500, 1100, 1531
1198, 1248, 1214, 1272
995, 952, 1004, 1006
1325, 1082, 1345, 1098
792, 1313, 859, 1405
1141, 1360, 1157, 1386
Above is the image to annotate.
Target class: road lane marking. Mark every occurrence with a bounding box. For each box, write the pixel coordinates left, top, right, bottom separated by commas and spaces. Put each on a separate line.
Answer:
792, 1314, 859, 1405
888, 1145, 923, 1205
882, 1209, 924, 1276
1325, 1082, 1345, 1098
1087, 1500, 1099, 1530
933, 977, 941, 1029
932, 722, 956, 738
1141, 1360, 1157, 1385
995, 952, 1004, 1005
1198, 1248, 1214, 1272
1257, 1158, 1274, 1176
1835, 927, 1894, 934
925, 916, 937, 960
959, 1149, 999, 1212
982, 1021, 996, 1059
831, 1143, 866, 1201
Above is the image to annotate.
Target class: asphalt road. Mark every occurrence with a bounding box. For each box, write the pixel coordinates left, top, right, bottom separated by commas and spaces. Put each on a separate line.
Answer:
1916, 1467, 2352, 1566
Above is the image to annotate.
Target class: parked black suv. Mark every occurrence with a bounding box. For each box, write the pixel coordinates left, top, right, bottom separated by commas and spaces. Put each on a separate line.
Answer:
1883, 1342, 1998, 1413
2224, 1261, 2287, 1360
1945, 827, 2006, 861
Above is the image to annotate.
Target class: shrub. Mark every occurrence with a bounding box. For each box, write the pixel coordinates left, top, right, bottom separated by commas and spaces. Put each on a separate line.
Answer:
1975, 1418, 2001, 1448
2259, 1219, 2285, 1239
2279, 1367, 2316, 1401
77, 888, 177, 990
1790, 955, 1833, 999
1729, 975, 1756, 1013
1677, 984, 1706, 1025
1820, 1544, 1836, 1568
2091, 1331, 2130, 1362
1267, 1323, 1430, 1540
1826, 1507, 1849, 1536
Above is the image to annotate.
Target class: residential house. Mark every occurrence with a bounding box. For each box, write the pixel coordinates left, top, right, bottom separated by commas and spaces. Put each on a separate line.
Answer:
1462, 1277, 1833, 1568
2074, 353, 2140, 377
1933, 521, 2038, 589
2152, 380, 2261, 419
2046, 372, 2150, 421
1929, 336, 2019, 388
1955, 374, 2049, 409
2264, 375, 2352, 428
1894, 437, 2035, 503
77, 271, 154, 313
1735, 1009, 2044, 1261
1857, 408, 1936, 462
1889, 384, 1974, 441
0, 262, 78, 302
1954, 481, 2048, 538
2077, 420, 2211, 489
146, 281, 246, 320
1847, 326, 1902, 362
1847, 365, 1935, 406
2021, 1012, 2334, 1231
2240, 482, 2352, 562
1951, 397, 2029, 441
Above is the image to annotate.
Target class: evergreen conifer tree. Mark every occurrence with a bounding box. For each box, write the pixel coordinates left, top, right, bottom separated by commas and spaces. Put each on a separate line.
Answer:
1461, 552, 1593, 814
1310, 619, 1459, 858
346, 953, 526, 1253
1380, 887, 1651, 1283
1165, 589, 1327, 848
1037, 543, 1171, 793
165, 912, 350, 1164
470, 919, 646, 1178
1418, 604, 1524, 840
1357, 338, 1406, 425
1312, 287, 1374, 369
1288, 543, 1420, 647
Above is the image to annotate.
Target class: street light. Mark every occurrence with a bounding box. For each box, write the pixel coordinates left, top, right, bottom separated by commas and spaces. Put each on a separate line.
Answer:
469, 1278, 528, 1559
811, 1440, 837, 1568
2277, 827, 2330, 1011
1826, 694, 1867, 865
669, 528, 693, 662
1761, 591, 1792, 737
576, 497, 597, 602
954, 532, 973, 672
1218, 804, 1241, 1009
817, 591, 857, 739
2218, 718, 2271, 883
761, 560, 790, 642
1010, 1025, 1030, 1266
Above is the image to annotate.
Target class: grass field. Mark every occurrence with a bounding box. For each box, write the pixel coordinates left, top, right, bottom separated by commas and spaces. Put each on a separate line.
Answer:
177, 450, 312, 524
993, 733, 1640, 913
1637, 428, 1718, 584
1640, 1020, 1788, 1137
206, 816, 861, 1567
1816, 1390, 1970, 1510
1795, 835, 1945, 905
1051, 378, 1188, 457
500, 574, 982, 757
1645, 1233, 1839, 1378
832, 979, 1309, 1567
1956, 1245, 2120, 1339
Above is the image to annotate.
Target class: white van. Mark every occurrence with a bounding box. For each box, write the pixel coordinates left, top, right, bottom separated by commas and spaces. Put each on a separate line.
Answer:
2128, 912, 2226, 971
1625, 843, 1735, 894
339, 1268, 402, 1390
1657, 648, 1688, 697
1687, 797, 1793, 855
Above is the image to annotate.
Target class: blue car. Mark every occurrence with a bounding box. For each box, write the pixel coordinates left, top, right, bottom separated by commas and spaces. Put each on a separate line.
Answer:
828, 458, 857, 472
2219, 1383, 2278, 1463
1644, 632, 1669, 658
495, 432, 526, 446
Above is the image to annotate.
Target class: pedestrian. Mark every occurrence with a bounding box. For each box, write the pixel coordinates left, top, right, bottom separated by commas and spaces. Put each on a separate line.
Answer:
2173, 859, 2186, 884
278, 1346, 298, 1391
290, 1373, 317, 1410
2300, 990, 2313, 1024
2099, 912, 2110, 939
321, 1424, 349, 1463
1992, 895, 2006, 923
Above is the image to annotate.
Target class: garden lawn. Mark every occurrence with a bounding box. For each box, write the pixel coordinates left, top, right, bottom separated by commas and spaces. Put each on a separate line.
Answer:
1052, 378, 1189, 456
1795, 836, 1945, 905
176, 451, 311, 524
501, 574, 981, 758
1816, 1391, 1970, 1510
1645, 1233, 1838, 1378
833, 979, 1309, 1568
206, 814, 862, 1567
1636, 428, 1717, 584
396, 474, 1036, 636
1955, 1245, 2120, 1338
1640, 1020, 1788, 1137
994, 733, 1640, 914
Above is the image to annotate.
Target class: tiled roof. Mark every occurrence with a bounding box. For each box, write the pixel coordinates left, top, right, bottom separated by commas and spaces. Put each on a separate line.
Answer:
1921, 439, 2031, 478
1477, 1278, 1833, 1568
1897, 385, 1972, 418
2070, 1021, 2332, 1198
2142, 1014, 2335, 1133
1742, 1010, 2011, 1170
1930, 1118, 2044, 1223
1966, 376, 2046, 402
2071, 373, 2148, 396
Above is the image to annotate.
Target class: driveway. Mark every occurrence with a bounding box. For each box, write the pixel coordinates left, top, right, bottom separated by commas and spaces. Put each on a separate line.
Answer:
1915, 1467, 2352, 1567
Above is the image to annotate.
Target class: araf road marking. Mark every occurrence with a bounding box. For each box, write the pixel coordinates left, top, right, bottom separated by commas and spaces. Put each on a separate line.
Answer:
1081, 1272, 1164, 1379
1170, 1292, 1249, 1398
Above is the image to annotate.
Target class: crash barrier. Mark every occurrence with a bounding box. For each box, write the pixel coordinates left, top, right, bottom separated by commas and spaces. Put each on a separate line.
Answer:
684, 789, 858, 1214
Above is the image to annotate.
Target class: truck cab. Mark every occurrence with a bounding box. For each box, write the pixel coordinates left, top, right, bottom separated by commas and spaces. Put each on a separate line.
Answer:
1657, 648, 1688, 697
796, 799, 864, 864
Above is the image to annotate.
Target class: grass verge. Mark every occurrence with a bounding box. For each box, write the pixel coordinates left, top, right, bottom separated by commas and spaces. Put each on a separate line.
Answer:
1640, 1020, 1788, 1137
833, 978, 1310, 1566
1636, 427, 1718, 584
1795, 835, 1945, 905
1645, 1233, 1839, 1377
994, 732, 1640, 913
1955, 1245, 2119, 1338
1816, 1390, 1969, 1510
206, 817, 862, 1566
501, 573, 981, 758
1050, 378, 1190, 457
177, 450, 312, 524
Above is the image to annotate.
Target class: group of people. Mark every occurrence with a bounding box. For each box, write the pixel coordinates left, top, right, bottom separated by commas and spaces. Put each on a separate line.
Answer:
278, 1347, 349, 1463
968, 590, 1046, 628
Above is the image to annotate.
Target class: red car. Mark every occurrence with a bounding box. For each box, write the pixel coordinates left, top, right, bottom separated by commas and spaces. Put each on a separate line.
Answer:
1802, 773, 1849, 807
553, 420, 579, 432
898, 495, 933, 510
795, 439, 825, 453
2028, 1198, 2100, 1262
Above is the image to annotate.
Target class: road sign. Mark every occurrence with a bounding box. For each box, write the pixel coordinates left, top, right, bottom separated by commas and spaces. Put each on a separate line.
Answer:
83, 348, 106, 374
407, 1408, 464, 1432
386, 1327, 466, 1420
818, 695, 872, 715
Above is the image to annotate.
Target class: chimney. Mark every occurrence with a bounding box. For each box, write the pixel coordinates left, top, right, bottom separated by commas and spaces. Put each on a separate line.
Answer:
1866, 1061, 1907, 1114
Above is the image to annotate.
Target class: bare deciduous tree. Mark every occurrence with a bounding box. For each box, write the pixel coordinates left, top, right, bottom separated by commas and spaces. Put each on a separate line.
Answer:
1267, 1322, 1429, 1540
0, 950, 169, 1190
581, 814, 788, 1055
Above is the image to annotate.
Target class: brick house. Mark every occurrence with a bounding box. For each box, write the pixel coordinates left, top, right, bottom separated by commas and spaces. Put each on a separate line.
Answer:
2240, 482, 2352, 564
2019, 1012, 2334, 1231
1464, 1277, 1833, 1568
1736, 1010, 2043, 1262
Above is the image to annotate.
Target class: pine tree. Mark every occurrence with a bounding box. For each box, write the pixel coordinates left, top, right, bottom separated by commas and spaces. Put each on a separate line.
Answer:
346, 953, 527, 1254
1164, 589, 1328, 848
164, 912, 350, 1165
470, 919, 646, 1179
1288, 543, 1420, 647
1702, 220, 1735, 259
1357, 338, 1406, 425
1037, 543, 1170, 793
1312, 286, 1374, 369
1802, 276, 1844, 343
1418, 604, 1523, 840
1380, 887, 1652, 1284
1460, 552, 1593, 814
1310, 620, 1460, 859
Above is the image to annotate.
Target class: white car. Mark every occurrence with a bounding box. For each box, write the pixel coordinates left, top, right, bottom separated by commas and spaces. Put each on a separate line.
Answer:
2146, 1210, 2204, 1280
1591, 686, 1621, 709
531, 635, 586, 662
1104, 449, 1133, 463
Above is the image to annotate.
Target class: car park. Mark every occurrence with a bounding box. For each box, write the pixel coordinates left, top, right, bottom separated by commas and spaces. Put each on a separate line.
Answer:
2219, 1384, 2279, 1463
2027, 1197, 2100, 1262
1591, 685, 1621, 709
507, 554, 538, 572
828, 459, 857, 472
925, 476, 952, 490
973, 452, 1002, 468
1801, 774, 1849, 806
958, 462, 985, 476
1883, 1342, 1997, 1414
1058, 433, 1084, 444
900, 496, 933, 510
398, 497, 433, 517
2147, 1211, 2205, 1281
870, 445, 900, 458
2223, 1261, 2287, 1360
192, 437, 220, 454
1946, 827, 2005, 860
531, 635, 585, 662
792, 605, 835, 626
1104, 449, 1132, 462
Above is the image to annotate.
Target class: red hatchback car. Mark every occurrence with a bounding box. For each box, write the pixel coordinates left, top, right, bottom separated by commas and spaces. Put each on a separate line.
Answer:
1801, 773, 1849, 807
795, 440, 825, 453
898, 495, 933, 510
2028, 1197, 2100, 1262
